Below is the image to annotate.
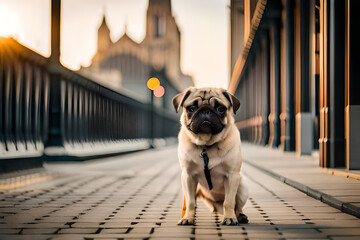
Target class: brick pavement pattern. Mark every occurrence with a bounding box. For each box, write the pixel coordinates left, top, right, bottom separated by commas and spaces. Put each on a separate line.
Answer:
1, 146, 360, 239
241, 143, 360, 218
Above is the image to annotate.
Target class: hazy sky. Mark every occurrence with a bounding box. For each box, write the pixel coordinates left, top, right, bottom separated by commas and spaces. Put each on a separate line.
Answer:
0, 0, 229, 88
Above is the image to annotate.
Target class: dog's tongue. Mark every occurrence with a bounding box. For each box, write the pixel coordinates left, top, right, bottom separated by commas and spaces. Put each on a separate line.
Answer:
199, 121, 212, 133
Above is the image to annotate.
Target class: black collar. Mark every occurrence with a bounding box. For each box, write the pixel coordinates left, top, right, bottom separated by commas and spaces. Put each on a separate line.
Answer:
200, 148, 213, 190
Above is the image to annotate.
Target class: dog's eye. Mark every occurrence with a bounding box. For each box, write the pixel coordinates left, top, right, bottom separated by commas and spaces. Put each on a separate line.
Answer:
217, 106, 226, 113
188, 106, 197, 113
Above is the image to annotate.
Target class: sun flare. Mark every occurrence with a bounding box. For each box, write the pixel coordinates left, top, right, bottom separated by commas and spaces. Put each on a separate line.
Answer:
0, 5, 21, 38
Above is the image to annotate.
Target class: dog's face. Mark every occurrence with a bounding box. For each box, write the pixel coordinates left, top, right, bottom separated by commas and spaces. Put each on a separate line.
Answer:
173, 87, 240, 137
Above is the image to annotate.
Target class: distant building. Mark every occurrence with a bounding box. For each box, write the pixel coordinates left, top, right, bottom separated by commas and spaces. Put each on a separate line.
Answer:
80, 0, 193, 105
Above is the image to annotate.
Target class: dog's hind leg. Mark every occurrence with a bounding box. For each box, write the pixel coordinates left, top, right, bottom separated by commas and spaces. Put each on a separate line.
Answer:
197, 189, 222, 214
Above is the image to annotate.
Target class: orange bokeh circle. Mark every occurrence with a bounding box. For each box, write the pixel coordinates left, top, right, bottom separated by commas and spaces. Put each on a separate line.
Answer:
147, 77, 160, 90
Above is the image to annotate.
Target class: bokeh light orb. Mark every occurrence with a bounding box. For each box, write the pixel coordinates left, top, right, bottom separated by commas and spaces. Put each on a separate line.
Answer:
147, 77, 160, 90
154, 85, 165, 98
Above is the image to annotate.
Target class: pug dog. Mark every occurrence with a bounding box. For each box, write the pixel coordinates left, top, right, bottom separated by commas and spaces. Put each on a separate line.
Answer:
172, 87, 248, 226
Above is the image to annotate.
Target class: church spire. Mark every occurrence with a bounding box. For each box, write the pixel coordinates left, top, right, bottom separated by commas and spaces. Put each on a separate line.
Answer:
99, 15, 109, 31
148, 0, 172, 14
97, 15, 112, 53
124, 19, 128, 34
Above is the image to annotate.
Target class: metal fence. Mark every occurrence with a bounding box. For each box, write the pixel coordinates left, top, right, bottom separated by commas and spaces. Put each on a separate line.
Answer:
0, 38, 179, 171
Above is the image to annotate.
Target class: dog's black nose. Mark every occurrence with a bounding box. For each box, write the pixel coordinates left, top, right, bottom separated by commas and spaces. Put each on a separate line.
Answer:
201, 110, 210, 115
198, 106, 212, 116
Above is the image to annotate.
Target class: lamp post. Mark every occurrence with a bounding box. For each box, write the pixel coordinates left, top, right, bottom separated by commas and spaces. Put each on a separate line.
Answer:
147, 77, 165, 148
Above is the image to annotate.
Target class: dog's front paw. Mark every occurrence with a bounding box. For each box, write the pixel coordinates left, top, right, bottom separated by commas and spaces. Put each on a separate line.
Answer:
221, 217, 239, 226
178, 217, 194, 225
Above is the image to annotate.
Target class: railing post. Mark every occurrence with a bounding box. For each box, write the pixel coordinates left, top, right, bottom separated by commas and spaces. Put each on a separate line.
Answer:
45, 69, 63, 148
284, 0, 295, 151
261, 31, 270, 146
46, 0, 63, 149
346, 0, 360, 169
268, 19, 281, 148
50, 0, 61, 63
150, 90, 154, 148
294, 0, 313, 155
328, 0, 345, 167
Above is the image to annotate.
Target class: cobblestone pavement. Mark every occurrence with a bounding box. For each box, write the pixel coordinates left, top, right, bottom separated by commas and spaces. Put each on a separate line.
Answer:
1, 146, 360, 240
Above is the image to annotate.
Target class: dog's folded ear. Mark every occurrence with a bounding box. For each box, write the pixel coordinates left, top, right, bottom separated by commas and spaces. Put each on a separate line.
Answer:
223, 91, 240, 114
172, 89, 191, 113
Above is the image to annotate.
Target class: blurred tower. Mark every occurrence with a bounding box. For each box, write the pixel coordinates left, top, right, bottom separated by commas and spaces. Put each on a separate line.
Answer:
143, 0, 181, 83
94, 16, 112, 63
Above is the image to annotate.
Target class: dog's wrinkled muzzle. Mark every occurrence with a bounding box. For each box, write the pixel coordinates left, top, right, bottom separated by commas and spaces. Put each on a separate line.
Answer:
188, 105, 224, 134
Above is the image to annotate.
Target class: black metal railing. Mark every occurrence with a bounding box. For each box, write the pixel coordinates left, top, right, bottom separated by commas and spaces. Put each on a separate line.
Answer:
0, 38, 179, 170
0, 38, 49, 159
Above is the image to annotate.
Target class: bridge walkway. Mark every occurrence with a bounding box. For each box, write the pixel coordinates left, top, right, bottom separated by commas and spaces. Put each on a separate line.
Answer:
0, 146, 360, 239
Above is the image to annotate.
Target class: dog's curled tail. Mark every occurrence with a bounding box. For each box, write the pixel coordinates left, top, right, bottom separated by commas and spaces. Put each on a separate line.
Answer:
181, 195, 186, 218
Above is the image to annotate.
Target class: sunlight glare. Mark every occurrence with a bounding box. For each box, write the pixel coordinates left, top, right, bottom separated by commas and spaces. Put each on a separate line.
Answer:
0, 6, 21, 38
